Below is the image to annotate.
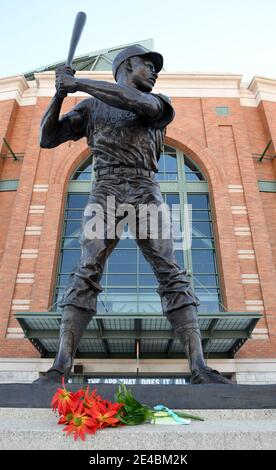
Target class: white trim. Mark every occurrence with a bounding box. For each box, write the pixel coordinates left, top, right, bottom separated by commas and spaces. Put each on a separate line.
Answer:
21, 249, 38, 259
21, 249, 38, 253
0, 76, 29, 104
16, 273, 35, 284
20, 254, 38, 258
246, 305, 264, 311
12, 300, 30, 304
17, 274, 35, 278
245, 300, 264, 305
241, 274, 260, 285
238, 250, 255, 254
1, 72, 276, 107
11, 305, 30, 310
25, 226, 42, 236
6, 327, 25, 339
24, 232, 41, 236
242, 280, 260, 284
33, 184, 48, 193
253, 328, 268, 333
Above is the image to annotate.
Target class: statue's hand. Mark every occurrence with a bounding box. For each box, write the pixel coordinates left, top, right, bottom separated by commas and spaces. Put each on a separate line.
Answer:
55, 65, 77, 97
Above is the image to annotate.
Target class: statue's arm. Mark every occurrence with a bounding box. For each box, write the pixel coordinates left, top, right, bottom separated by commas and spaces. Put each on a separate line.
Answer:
39, 67, 88, 149
76, 79, 162, 121
39, 93, 68, 148
56, 67, 164, 122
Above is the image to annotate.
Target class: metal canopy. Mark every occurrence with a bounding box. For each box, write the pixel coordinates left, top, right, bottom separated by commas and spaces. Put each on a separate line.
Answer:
16, 311, 261, 359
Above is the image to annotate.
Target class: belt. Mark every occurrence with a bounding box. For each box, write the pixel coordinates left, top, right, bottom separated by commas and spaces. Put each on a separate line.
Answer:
95, 166, 156, 178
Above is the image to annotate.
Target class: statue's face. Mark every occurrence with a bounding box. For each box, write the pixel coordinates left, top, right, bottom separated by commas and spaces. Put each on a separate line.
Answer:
129, 56, 158, 92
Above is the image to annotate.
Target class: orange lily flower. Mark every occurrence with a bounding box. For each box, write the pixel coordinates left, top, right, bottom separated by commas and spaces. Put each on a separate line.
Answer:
51, 377, 75, 416
88, 400, 124, 429
63, 404, 98, 441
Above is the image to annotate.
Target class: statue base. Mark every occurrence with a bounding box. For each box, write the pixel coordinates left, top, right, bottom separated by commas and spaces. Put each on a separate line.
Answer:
0, 383, 276, 409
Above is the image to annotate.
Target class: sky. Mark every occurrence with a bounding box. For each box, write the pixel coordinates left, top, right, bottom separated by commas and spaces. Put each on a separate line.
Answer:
0, 0, 275, 82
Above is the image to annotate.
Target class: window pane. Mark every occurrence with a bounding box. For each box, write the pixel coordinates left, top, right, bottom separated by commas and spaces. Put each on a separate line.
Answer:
71, 156, 93, 181
195, 289, 221, 313
164, 155, 177, 171
60, 250, 80, 273
188, 194, 209, 210
165, 194, 180, 206
192, 221, 212, 237
65, 210, 83, 219
193, 274, 218, 287
156, 154, 177, 181
105, 288, 137, 294
62, 238, 80, 249
192, 238, 214, 249
185, 159, 205, 181
191, 210, 210, 220
57, 274, 70, 286
139, 252, 152, 273
106, 274, 137, 286
138, 274, 157, 286
192, 250, 217, 273
117, 238, 136, 249
64, 221, 81, 237
108, 250, 137, 273
174, 249, 184, 266
67, 194, 89, 209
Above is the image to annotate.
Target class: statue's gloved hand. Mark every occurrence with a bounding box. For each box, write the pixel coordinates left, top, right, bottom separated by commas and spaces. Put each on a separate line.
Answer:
55, 65, 77, 98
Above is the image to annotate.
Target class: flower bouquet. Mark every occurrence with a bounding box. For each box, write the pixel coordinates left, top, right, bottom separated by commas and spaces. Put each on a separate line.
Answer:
51, 379, 204, 441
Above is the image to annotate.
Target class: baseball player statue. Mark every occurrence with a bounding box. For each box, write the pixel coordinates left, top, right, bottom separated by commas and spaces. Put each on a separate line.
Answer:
34, 45, 233, 385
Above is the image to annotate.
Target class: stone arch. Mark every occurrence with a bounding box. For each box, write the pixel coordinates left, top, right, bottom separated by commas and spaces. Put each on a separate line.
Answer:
50, 141, 91, 185
166, 126, 227, 186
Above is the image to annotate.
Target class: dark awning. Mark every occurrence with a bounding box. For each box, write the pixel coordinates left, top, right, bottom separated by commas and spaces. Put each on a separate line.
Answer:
15, 311, 261, 359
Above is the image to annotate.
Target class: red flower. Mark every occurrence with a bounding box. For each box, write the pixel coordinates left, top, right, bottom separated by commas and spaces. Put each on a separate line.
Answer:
51, 377, 75, 416
51, 383, 126, 441
58, 411, 73, 425
63, 404, 98, 441
88, 399, 124, 429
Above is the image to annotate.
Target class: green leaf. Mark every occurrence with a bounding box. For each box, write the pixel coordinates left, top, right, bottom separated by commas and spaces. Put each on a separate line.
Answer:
114, 384, 155, 426
174, 411, 204, 421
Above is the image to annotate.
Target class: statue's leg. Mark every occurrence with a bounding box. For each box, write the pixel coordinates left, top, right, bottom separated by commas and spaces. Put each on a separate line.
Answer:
33, 306, 94, 384
33, 181, 121, 384
135, 181, 234, 384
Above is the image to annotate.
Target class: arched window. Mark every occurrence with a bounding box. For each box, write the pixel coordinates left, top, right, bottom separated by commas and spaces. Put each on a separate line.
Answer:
54, 145, 222, 315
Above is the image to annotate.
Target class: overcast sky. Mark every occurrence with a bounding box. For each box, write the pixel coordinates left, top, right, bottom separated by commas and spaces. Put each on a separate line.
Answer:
1, 0, 275, 82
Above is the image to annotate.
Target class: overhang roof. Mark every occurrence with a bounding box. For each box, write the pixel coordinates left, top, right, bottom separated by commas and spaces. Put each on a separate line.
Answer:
16, 311, 261, 359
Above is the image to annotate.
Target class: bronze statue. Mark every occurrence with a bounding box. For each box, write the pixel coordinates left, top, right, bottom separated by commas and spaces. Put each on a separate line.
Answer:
34, 45, 233, 385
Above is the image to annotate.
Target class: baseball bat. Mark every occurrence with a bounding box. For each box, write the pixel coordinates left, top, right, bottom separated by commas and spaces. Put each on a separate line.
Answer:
65, 11, 87, 68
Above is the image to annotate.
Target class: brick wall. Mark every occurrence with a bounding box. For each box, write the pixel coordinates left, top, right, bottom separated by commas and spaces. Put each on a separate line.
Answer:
0, 83, 275, 360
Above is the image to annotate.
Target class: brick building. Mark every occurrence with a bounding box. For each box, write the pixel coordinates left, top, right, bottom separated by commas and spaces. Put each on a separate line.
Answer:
0, 41, 276, 384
